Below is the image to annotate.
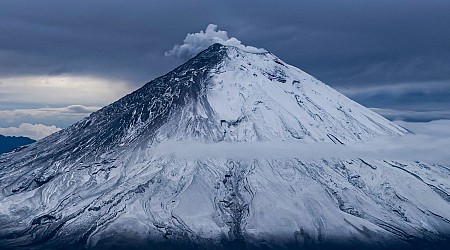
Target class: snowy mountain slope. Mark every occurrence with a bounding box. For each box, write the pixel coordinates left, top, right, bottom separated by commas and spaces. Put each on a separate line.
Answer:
154, 45, 407, 144
0, 44, 449, 250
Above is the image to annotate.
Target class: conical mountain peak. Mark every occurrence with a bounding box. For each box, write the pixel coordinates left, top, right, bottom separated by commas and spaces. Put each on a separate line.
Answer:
1, 43, 447, 250
0, 44, 407, 176
66, 43, 407, 146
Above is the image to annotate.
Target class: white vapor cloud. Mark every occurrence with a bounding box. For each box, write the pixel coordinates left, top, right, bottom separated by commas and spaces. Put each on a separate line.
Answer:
0, 123, 61, 140
165, 24, 265, 58
149, 120, 450, 163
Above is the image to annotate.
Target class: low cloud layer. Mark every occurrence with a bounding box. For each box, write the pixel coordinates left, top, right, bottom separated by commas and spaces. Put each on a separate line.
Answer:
0, 123, 61, 140
395, 119, 450, 137
165, 24, 265, 59
371, 108, 450, 122
149, 120, 450, 163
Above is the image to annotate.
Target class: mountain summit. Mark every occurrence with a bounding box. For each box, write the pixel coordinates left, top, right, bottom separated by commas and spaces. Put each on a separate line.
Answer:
0, 44, 449, 249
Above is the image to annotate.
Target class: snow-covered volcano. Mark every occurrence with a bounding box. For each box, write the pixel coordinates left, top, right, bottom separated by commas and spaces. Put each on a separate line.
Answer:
0, 44, 449, 250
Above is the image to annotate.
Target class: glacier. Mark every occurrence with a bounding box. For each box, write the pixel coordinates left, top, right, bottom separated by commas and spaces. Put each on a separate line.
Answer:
0, 43, 449, 249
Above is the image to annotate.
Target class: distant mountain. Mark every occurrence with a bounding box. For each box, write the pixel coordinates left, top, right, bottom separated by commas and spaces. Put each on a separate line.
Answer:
0, 43, 449, 250
0, 134, 35, 154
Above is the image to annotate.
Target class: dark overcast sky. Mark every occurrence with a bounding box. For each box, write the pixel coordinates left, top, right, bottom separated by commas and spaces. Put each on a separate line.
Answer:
1, 0, 450, 129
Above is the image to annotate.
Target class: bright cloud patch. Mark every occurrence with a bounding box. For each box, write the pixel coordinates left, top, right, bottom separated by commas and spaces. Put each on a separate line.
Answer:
165, 24, 265, 58
0, 123, 61, 140
0, 74, 131, 128
0, 75, 134, 106
0, 105, 100, 128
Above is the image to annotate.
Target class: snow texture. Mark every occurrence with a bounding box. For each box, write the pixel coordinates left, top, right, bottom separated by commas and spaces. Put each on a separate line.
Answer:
0, 43, 449, 250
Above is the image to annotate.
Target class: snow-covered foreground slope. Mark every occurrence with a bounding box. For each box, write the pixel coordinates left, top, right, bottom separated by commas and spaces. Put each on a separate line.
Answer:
0, 44, 449, 249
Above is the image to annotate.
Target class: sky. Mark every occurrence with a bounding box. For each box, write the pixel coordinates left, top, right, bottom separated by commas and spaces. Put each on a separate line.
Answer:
0, 0, 449, 139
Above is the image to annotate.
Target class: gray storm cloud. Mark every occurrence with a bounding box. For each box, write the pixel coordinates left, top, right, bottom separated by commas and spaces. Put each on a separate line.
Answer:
165, 24, 265, 59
